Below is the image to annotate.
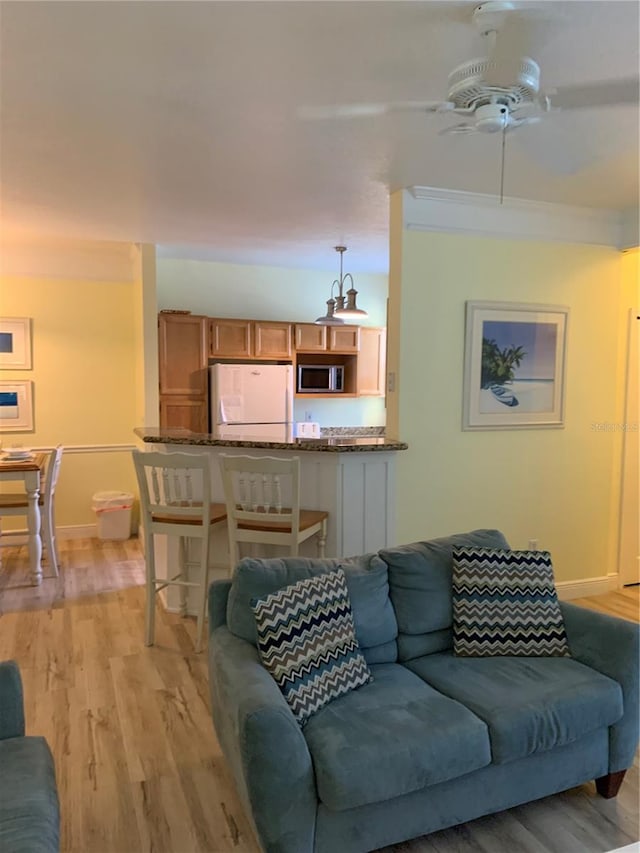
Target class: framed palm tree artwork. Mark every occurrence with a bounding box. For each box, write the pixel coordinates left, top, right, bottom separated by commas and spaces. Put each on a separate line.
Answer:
463, 301, 569, 430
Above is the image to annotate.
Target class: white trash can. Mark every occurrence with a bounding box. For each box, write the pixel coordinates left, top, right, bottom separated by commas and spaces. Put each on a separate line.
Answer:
92, 490, 134, 541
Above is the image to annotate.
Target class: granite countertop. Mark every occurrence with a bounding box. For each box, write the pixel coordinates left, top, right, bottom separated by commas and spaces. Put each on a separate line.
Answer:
135, 427, 408, 453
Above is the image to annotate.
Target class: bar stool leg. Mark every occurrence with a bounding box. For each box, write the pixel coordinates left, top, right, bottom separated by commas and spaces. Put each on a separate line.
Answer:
228, 535, 240, 578
144, 529, 157, 647
178, 537, 188, 617
317, 519, 327, 558
195, 530, 211, 654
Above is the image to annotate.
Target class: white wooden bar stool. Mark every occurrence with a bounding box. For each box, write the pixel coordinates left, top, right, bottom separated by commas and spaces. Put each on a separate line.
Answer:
219, 454, 328, 574
0, 445, 64, 577
132, 449, 227, 653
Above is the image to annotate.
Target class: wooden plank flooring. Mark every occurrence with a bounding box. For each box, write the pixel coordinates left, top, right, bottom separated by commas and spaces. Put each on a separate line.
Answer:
0, 538, 638, 853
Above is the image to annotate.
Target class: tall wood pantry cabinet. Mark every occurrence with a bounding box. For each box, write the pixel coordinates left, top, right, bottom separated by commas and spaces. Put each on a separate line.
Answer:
158, 313, 209, 431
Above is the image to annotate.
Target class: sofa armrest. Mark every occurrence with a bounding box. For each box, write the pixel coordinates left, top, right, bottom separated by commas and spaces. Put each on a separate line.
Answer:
208, 626, 317, 853
0, 660, 25, 740
561, 602, 639, 772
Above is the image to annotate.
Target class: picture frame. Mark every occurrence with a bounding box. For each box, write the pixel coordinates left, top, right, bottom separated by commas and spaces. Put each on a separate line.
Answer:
0, 317, 32, 369
0, 381, 34, 432
463, 301, 569, 430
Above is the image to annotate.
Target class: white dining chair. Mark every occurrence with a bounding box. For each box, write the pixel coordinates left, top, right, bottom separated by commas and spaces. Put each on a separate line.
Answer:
219, 454, 328, 574
132, 449, 227, 653
0, 445, 64, 577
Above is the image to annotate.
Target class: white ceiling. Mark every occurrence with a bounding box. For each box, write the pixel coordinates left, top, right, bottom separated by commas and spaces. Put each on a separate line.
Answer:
1, 1, 638, 274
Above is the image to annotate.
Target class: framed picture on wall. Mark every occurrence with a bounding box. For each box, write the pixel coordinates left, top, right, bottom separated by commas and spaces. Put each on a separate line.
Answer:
0, 317, 32, 369
463, 301, 569, 430
0, 381, 34, 432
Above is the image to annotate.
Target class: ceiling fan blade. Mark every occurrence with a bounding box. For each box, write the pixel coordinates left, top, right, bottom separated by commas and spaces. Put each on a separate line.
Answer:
439, 123, 478, 136
512, 116, 601, 175
507, 115, 542, 131
544, 78, 639, 111
298, 100, 449, 121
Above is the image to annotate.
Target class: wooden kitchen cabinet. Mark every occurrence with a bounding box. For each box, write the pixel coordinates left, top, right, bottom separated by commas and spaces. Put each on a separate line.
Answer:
210, 318, 253, 358
295, 323, 360, 353
357, 327, 387, 397
158, 313, 208, 396
329, 325, 360, 353
210, 318, 293, 359
254, 321, 292, 359
295, 323, 327, 352
159, 397, 208, 433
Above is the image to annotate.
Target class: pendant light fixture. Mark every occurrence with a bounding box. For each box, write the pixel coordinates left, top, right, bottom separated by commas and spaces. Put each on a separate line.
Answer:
314, 246, 368, 325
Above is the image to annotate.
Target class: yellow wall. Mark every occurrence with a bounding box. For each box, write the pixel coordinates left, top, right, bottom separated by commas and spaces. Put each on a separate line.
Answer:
388, 225, 632, 582
0, 273, 139, 528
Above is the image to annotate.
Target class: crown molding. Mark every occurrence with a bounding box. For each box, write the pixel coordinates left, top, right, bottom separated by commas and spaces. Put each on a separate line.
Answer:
405, 187, 628, 249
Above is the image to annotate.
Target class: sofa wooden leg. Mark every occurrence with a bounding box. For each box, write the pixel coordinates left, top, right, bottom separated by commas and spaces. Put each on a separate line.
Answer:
595, 770, 627, 798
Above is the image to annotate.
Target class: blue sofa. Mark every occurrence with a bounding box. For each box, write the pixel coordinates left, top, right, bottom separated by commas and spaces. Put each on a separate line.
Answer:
0, 661, 60, 853
208, 529, 640, 853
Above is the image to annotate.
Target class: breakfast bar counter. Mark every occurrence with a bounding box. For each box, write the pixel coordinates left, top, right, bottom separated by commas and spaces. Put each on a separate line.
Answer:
135, 427, 407, 453
134, 427, 408, 612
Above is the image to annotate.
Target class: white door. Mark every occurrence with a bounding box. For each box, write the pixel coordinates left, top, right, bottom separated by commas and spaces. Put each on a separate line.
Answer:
619, 308, 639, 586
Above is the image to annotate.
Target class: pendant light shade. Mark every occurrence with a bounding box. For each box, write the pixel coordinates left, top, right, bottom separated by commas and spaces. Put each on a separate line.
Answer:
314, 246, 368, 325
314, 297, 345, 325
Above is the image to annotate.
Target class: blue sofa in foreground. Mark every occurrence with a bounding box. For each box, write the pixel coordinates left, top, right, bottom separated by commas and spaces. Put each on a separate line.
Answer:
0, 661, 60, 853
208, 529, 640, 853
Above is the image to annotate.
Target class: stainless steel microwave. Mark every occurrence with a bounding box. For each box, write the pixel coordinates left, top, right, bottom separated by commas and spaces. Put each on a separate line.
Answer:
297, 364, 344, 393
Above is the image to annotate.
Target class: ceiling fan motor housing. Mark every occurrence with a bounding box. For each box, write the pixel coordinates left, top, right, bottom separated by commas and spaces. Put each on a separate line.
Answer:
447, 57, 540, 110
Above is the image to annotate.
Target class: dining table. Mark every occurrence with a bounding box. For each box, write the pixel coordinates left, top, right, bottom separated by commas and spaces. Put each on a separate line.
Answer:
0, 452, 46, 584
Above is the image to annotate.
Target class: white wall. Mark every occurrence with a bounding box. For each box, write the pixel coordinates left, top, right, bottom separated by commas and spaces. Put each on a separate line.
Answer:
156, 257, 388, 427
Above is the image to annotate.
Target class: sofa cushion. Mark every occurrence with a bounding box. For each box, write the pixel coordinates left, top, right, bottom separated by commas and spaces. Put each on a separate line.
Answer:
452, 547, 570, 657
252, 569, 372, 726
302, 662, 491, 811
227, 554, 398, 663
380, 529, 510, 661
0, 736, 59, 853
405, 652, 623, 764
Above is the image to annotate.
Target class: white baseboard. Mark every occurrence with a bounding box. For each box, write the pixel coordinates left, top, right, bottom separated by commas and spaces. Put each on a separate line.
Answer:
556, 574, 619, 600
0, 523, 142, 545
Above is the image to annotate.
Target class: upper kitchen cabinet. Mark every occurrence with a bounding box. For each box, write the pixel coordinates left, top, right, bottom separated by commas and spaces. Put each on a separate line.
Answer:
253, 321, 293, 359
210, 319, 293, 360
158, 313, 208, 396
295, 323, 360, 353
210, 318, 253, 358
357, 327, 387, 397
329, 325, 360, 353
295, 323, 327, 352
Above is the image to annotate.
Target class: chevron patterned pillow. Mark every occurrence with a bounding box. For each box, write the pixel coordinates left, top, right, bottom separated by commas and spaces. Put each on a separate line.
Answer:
251, 569, 372, 726
452, 548, 570, 657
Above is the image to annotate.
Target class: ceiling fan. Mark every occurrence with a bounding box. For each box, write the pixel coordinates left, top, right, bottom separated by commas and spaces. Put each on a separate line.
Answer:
300, 1, 639, 196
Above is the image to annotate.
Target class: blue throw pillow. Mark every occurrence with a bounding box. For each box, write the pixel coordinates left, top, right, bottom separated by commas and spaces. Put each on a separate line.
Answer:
251, 568, 372, 726
452, 547, 570, 657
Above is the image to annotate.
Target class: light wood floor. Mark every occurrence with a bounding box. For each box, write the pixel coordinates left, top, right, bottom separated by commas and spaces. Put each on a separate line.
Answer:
0, 538, 638, 853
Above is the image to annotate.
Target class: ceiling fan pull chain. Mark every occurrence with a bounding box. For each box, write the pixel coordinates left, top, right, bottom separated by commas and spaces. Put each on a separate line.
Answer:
499, 125, 506, 205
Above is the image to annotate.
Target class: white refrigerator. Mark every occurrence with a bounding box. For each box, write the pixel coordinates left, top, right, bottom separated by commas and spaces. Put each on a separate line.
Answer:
210, 363, 294, 440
